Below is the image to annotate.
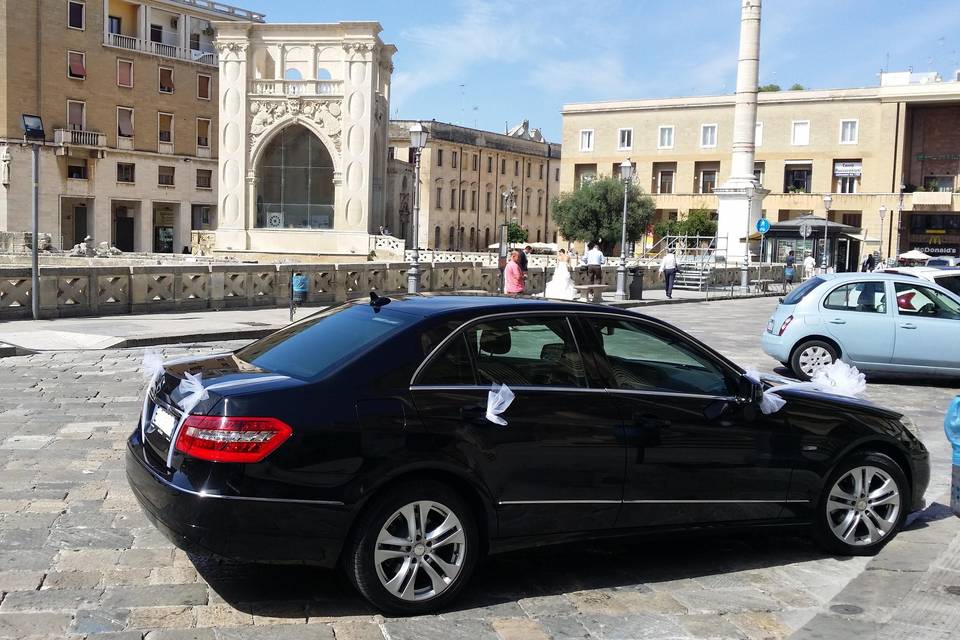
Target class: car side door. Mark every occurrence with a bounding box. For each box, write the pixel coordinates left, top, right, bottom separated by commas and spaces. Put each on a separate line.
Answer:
891, 281, 960, 371
410, 313, 625, 538
820, 280, 895, 366
575, 314, 795, 529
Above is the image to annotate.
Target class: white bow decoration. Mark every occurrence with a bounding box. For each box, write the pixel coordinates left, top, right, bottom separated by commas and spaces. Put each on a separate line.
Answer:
140, 350, 165, 441
486, 383, 515, 426
176, 371, 209, 419
747, 361, 867, 415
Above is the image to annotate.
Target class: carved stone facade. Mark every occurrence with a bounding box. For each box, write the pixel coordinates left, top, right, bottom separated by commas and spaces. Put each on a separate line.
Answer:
212, 21, 395, 257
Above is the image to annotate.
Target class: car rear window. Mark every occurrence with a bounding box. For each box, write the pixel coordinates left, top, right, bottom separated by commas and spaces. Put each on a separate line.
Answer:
935, 274, 960, 297
235, 303, 416, 380
782, 276, 824, 305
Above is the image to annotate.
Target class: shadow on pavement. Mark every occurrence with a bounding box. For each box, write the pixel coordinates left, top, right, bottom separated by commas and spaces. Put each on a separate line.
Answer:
192, 531, 834, 619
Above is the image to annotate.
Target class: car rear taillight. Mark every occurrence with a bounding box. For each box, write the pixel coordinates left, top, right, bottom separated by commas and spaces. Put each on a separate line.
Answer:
778, 315, 794, 336
175, 416, 292, 463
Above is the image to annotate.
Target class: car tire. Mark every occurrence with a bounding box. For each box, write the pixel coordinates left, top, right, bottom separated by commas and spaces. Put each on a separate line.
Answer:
344, 480, 478, 615
813, 451, 908, 556
790, 339, 838, 381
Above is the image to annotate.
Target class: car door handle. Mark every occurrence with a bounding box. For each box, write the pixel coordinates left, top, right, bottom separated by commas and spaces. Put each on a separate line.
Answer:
900, 322, 917, 329
828, 318, 846, 325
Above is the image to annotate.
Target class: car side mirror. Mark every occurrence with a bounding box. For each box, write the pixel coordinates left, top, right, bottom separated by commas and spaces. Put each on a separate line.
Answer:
739, 375, 764, 404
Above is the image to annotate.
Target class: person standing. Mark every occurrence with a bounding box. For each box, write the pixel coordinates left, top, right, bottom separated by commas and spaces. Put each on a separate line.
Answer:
659, 248, 678, 299
504, 250, 525, 296
803, 251, 816, 280
784, 250, 796, 289
583, 242, 606, 284
861, 253, 876, 272
545, 249, 577, 300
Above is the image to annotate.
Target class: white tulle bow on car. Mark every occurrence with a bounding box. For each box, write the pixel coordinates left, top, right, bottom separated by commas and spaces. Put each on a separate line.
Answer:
746, 360, 867, 415
486, 383, 515, 426
140, 350, 165, 441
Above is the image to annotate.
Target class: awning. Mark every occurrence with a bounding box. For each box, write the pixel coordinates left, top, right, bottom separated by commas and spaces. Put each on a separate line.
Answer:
784, 160, 813, 165
118, 110, 133, 137
69, 54, 86, 78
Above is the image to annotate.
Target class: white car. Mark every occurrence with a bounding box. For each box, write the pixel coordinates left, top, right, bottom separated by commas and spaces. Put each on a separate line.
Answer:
882, 266, 960, 297
926, 257, 960, 267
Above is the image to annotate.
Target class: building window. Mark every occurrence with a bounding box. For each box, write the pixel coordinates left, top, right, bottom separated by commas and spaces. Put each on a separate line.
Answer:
539, 164, 544, 179
158, 112, 173, 144
834, 160, 862, 193
699, 170, 718, 194
472, 154, 478, 171
791, 120, 810, 145
117, 59, 133, 87
434, 226, 441, 248
841, 213, 862, 227
501, 158, 506, 175
839, 119, 858, 144
68, 1, 85, 30
108, 16, 121, 34
754, 162, 765, 186
471, 190, 477, 211
784, 164, 812, 192
658, 170, 674, 194
189, 32, 201, 51
451, 188, 457, 209
158, 166, 175, 186
117, 162, 135, 183
555, 167, 560, 181
197, 74, 211, 100
700, 124, 718, 148
461, 189, 466, 210
435, 187, 442, 208
67, 51, 86, 80
538, 195, 543, 215
657, 125, 674, 149
448, 226, 455, 249
436, 148, 443, 167
197, 118, 211, 149
923, 176, 955, 192
579, 129, 594, 151
618, 128, 633, 151
525, 194, 531, 214
67, 160, 88, 180
117, 107, 134, 139
755, 122, 763, 147
487, 156, 493, 173
452, 151, 458, 168
514, 160, 519, 176
67, 100, 85, 130
197, 169, 212, 189
485, 191, 491, 212
159, 67, 174, 94
150, 24, 163, 43
192, 205, 212, 229
527, 162, 531, 178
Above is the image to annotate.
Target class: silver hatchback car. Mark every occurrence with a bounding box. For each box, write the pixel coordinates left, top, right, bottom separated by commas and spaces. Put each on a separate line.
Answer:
761, 273, 960, 380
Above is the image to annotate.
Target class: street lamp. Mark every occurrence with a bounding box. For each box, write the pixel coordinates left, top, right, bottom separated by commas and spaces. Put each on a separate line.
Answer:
21, 114, 45, 320
740, 184, 755, 291
878, 204, 887, 266
822, 193, 833, 272
498, 187, 518, 293
407, 122, 428, 294
615, 159, 633, 300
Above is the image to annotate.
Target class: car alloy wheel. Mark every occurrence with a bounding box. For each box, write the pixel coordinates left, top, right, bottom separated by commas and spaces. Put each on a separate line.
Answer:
374, 500, 466, 601
826, 465, 901, 546
798, 345, 834, 377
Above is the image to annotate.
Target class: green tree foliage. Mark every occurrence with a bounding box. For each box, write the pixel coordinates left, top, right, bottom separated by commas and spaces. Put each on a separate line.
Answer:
506, 221, 528, 244
789, 83, 805, 91
758, 83, 781, 92
653, 209, 718, 239
551, 177, 655, 253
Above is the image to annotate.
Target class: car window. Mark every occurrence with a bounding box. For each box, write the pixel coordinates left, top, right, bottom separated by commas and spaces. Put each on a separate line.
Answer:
783, 276, 824, 305
823, 281, 887, 313
934, 274, 960, 297
894, 282, 960, 319
236, 303, 415, 380
417, 332, 477, 385
584, 318, 733, 396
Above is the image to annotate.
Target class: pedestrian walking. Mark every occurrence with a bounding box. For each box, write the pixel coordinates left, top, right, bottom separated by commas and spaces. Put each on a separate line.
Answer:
583, 242, 606, 284
504, 250, 525, 296
861, 253, 876, 272
659, 247, 678, 299
803, 251, 816, 280
784, 250, 796, 290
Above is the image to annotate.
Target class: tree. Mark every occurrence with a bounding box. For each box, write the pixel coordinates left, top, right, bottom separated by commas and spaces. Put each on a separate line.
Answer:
506, 221, 528, 244
678, 208, 717, 237
789, 83, 805, 91
551, 177, 655, 253
758, 83, 781, 92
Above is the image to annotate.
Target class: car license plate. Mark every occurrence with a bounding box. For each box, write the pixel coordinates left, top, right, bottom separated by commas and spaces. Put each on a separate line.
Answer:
152, 406, 177, 438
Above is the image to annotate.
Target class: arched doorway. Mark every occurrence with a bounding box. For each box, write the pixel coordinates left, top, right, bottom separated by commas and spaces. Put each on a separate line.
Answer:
255, 124, 335, 229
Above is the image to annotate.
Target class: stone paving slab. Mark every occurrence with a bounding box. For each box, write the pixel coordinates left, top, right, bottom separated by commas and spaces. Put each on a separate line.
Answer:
0, 298, 957, 639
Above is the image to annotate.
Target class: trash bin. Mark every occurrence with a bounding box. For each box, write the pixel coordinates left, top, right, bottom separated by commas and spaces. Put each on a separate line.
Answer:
292, 272, 309, 305
628, 267, 644, 300
946, 396, 960, 517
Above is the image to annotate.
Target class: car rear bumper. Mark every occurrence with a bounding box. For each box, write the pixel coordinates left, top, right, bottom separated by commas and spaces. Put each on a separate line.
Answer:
125, 430, 350, 568
761, 331, 791, 363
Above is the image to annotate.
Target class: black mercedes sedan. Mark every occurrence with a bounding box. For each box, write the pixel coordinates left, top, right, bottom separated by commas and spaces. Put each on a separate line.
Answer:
126, 294, 930, 615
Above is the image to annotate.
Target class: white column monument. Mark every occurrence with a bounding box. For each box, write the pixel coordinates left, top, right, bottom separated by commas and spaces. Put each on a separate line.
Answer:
714, 0, 768, 282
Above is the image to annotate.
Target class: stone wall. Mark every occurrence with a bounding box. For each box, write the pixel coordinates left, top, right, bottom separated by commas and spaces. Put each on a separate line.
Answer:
0, 263, 784, 320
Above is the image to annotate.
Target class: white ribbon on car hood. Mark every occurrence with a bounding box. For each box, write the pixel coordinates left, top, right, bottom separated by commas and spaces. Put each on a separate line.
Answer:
486, 383, 515, 426
165, 371, 211, 467
746, 360, 867, 415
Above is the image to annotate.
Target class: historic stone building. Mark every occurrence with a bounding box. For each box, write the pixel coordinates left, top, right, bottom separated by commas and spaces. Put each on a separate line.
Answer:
387, 120, 562, 251
0, 0, 262, 253
211, 21, 395, 258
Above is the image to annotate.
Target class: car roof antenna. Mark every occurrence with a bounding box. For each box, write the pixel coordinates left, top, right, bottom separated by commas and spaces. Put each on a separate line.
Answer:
369, 291, 391, 311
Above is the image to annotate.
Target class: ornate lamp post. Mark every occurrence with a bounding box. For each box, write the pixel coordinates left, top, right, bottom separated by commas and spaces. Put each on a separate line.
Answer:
878, 204, 887, 266
615, 159, 633, 300
822, 193, 833, 272
740, 184, 755, 291
407, 122, 428, 294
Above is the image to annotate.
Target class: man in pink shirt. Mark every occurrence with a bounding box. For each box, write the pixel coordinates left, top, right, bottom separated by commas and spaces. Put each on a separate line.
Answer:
504, 250, 524, 295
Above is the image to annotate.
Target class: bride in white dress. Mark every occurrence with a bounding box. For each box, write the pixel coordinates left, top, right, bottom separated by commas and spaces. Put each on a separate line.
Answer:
544, 249, 577, 300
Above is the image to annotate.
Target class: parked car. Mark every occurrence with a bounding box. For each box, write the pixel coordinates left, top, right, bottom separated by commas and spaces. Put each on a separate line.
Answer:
925, 256, 960, 267
882, 266, 960, 297
762, 273, 960, 381
128, 294, 929, 614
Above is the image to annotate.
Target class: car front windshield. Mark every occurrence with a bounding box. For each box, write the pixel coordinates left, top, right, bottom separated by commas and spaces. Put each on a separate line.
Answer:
783, 276, 824, 305
934, 274, 960, 297
235, 303, 416, 380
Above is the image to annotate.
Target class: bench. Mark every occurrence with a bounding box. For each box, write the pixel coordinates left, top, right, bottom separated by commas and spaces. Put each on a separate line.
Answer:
574, 284, 610, 303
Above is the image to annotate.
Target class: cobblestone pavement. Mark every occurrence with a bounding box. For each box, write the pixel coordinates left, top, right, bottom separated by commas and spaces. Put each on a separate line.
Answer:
0, 298, 958, 639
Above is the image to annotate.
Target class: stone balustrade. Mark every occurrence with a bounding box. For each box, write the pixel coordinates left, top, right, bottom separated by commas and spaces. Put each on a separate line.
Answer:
0, 262, 784, 320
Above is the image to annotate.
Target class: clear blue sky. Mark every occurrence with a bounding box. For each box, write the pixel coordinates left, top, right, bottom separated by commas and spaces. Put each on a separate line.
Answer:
238, 0, 960, 142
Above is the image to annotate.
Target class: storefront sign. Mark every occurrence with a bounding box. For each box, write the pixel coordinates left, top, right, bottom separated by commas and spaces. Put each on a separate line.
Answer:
916, 153, 960, 161
833, 162, 862, 177
912, 243, 959, 256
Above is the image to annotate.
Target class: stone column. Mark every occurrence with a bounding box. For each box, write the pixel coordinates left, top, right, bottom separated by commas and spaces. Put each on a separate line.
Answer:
213, 33, 250, 252
715, 0, 768, 263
